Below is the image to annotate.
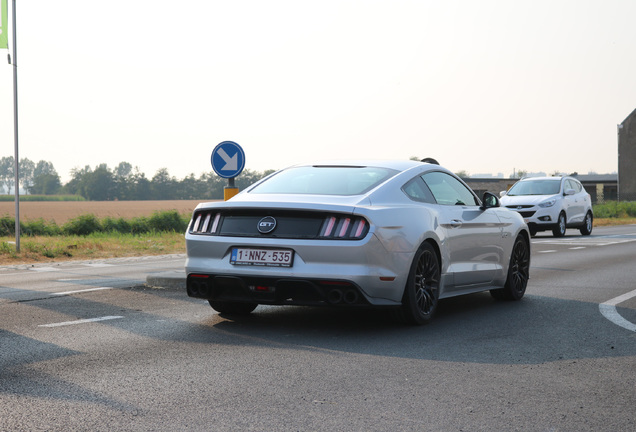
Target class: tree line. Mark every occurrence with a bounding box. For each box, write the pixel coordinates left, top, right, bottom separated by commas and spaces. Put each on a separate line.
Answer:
0, 156, 274, 201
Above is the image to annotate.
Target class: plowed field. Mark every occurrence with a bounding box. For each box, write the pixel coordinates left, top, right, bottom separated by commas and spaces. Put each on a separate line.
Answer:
0, 200, 215, 224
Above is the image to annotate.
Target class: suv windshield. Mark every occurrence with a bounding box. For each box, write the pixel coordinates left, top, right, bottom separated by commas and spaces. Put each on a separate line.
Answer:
507, 179, 561, 196
249, 166, 398, 196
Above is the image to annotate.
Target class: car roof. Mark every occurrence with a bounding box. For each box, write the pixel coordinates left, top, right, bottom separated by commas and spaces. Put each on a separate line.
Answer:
287, 159, 432, 171
519, 176, 566, 182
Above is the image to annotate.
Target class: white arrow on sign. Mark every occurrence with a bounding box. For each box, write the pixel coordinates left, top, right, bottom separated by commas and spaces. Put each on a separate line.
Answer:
217, 148, 238, 171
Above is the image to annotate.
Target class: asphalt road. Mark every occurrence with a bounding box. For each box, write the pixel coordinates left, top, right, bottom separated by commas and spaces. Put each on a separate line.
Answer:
1, 226, 635, 431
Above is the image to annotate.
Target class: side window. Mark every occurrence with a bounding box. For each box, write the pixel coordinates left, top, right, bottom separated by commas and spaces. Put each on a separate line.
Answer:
421, 171, 479, 206
565, 179, 581, 193
402, 177, 436, 204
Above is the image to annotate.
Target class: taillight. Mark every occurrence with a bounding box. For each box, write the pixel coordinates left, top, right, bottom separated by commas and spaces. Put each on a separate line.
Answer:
190, 211, 221, 234
319, 215, 369, 239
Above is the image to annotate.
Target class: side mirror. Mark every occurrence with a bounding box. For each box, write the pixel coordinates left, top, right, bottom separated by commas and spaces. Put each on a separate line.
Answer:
564, 188, 575, 196
481, 192, 501, 209
499, 190, 507, 198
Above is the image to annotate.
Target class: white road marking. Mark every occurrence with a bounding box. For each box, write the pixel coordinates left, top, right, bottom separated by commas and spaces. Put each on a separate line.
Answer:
599, 289, 636, 332
533, 234, 636, 247
53, 287, 113, 296
569, 247, 586, 250
538, 250, 557, 253
39, 315, 123, 328
82, 263, 114, 268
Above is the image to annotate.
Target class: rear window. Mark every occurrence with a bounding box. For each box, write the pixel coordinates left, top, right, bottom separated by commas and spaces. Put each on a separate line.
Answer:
248, 165, 398, 196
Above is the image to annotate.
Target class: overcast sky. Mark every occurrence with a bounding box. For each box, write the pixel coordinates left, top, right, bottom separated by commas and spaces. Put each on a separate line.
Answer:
1, 0, 634, 183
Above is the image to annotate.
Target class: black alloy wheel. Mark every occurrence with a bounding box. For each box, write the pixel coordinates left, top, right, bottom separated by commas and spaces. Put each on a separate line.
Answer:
491, 235, 530, 301
396, 242, 440, 325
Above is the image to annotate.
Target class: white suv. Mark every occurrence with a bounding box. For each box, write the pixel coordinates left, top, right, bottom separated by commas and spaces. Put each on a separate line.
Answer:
500, 176, 593, 237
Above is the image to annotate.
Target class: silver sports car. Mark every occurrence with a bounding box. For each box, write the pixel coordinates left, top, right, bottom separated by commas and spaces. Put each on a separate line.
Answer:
185, 159, 530, 325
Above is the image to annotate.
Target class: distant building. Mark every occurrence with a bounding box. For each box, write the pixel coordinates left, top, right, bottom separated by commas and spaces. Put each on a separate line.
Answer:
471, 173, 504, 179
618, 108, 636, 201
574, 173, 618, 204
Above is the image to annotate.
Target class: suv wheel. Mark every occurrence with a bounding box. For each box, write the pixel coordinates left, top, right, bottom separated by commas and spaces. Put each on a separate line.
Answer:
552, 212, 566, 237
580, 212, 593, 236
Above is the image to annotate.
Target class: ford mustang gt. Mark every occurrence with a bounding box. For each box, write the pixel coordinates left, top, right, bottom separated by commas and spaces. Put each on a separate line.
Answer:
185, 159, 530, 325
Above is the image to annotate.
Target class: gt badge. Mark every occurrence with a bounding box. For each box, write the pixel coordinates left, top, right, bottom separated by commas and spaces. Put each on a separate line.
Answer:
257, 216, 277, 234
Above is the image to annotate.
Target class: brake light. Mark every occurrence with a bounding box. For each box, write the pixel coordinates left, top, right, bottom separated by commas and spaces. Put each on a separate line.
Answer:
210, 213, 221, 233
319, 215, 369, 239
201, 213, 211, 232
190, 211, 221, 234
320, 217, 337, 237
192, 214, 202, 231
337, 218, 351, 237
352, 219, 366, 237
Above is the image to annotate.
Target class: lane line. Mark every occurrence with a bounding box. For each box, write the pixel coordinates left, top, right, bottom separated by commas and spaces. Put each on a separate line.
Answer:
39, 315, 124, 328
53, 287, 113, 296
599, 289, 636, 332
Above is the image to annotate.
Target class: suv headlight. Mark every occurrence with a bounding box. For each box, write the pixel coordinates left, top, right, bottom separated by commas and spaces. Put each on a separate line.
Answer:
539, 198, 557, 208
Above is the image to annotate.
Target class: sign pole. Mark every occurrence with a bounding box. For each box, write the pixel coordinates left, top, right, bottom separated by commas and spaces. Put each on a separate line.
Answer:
224, 177, 238, 201
11, 0, 19, 252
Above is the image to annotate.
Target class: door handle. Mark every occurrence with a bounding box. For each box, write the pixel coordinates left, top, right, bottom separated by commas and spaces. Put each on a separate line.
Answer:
450, 220, 462, 228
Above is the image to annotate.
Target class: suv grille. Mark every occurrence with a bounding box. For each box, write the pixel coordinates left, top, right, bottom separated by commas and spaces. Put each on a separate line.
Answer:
505, 205, 534, 210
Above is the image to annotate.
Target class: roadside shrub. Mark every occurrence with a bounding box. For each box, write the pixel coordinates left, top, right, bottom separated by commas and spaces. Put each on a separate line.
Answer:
593, 201, 636, 218
102, 216, 132, 233
129, 216, 151, 234
0, 216, 16, 236
148, 210, 189, 232
0, 210, 191, 237
22, 218, 62, 236
62, 214, 102, 236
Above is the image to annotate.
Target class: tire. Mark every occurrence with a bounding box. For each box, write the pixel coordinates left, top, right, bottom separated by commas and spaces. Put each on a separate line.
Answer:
552, 212, 566, 237
580, 212, 593, 236
394, 242, 440, 325
208, 300, 257, 315
490, 235, 530, 301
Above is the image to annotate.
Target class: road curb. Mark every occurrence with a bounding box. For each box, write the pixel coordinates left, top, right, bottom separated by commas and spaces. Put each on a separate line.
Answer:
146, 270, 186, 291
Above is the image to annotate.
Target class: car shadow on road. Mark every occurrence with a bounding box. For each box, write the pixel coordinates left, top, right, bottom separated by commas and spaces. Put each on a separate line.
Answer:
206, 292, 635, 365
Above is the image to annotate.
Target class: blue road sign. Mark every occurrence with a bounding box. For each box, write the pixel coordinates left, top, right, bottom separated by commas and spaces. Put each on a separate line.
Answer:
211, 141, 245, 179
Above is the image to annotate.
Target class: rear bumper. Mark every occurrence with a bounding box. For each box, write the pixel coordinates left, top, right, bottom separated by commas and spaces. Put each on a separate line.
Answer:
187, 273, 376, 306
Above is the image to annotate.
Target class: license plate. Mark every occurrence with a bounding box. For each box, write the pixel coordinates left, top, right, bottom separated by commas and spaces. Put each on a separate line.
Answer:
230, 248, 294, 267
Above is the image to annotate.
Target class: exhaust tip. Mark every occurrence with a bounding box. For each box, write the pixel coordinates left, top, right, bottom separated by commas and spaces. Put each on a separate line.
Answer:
187, 280, 210, 298
343, 289, 359, 304
326, 289, 343, 304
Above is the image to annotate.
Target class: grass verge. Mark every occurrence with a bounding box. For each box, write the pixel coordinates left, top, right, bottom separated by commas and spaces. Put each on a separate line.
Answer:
0, 232, 185, 265
595, 217, 636, 226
